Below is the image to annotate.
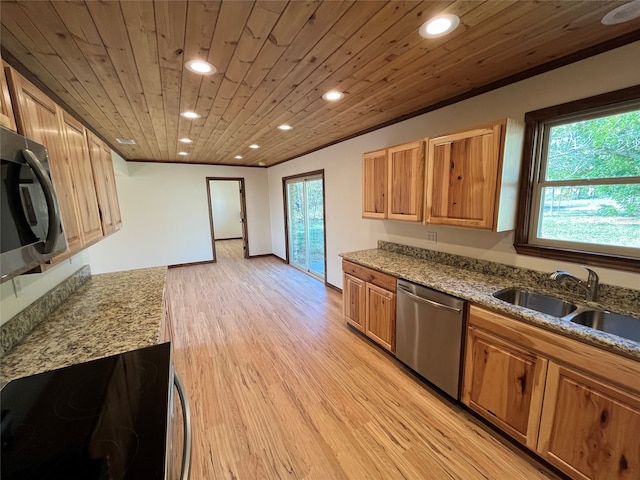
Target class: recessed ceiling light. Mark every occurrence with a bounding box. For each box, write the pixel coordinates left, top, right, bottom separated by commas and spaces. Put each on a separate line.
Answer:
419, 14, 460, 38
258, 161, 266, 166
249, 144, 260, 149
322, 91, 344, 101
178, 151, 189, 156
185, 59, 217, 75
180, 111, 200, 119
278, 124, 293, 131
179, 137, 193, 143
602, 0, 640, 25
234, 155, 243, 159
115, 137, 136, 145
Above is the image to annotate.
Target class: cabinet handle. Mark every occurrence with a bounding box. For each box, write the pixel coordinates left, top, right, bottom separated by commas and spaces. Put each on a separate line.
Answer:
174, 372, 192, 480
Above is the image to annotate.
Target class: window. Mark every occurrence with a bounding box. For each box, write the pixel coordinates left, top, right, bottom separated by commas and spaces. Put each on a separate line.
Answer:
515, 86, 640, 272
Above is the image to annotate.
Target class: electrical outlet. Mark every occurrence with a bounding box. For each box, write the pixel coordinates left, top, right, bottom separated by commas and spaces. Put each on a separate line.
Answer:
426, 231, 437, 244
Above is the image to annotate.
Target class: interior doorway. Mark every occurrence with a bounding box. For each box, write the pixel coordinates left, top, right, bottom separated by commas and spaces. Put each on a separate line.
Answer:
283, 170, 326, 281
206, 177, 249, 261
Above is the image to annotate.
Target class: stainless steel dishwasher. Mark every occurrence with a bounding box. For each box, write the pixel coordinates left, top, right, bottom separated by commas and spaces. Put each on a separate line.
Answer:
396, 279, 466, 399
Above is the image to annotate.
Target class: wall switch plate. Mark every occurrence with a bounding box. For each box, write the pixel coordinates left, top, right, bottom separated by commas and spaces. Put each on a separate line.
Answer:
426, 231, 437, 244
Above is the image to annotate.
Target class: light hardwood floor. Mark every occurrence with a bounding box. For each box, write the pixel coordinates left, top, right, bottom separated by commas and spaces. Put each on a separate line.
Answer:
166, 243, 561, 480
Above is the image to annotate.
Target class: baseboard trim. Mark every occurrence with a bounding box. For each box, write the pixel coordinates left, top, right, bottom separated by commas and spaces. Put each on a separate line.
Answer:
168, 260, 215, 268
325, 282, 342, 293
249, 253, 286, 263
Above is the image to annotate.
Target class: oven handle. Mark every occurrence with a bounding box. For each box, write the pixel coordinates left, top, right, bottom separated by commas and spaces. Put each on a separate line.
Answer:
174, 372, 192, 480
22, 149, 60, 254
397, 285, 462, 313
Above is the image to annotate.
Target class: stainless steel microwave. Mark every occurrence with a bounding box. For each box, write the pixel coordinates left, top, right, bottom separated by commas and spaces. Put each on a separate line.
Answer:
1, 126, 67, 283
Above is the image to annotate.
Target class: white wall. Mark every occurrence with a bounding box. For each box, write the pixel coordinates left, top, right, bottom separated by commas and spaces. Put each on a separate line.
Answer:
210, 180, 243, 240
88, 162, 271, 273
0, 252, 89, 325
268, 42, 640, 290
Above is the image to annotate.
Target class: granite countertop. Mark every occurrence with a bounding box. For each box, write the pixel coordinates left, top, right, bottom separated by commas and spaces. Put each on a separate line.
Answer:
0, 267, 167, 384
341, 247, 640, 361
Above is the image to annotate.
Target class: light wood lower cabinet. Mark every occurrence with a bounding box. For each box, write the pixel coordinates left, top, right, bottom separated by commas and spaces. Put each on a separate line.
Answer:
343, 273, 366, 331
537, 363, 640, 480
365, 283, 395, 351
463, 326, 547, 449
342, 260, 396, 352
463, 305, 640, 480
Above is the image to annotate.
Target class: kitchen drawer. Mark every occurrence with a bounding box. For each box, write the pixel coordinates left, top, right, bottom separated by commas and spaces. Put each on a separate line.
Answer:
342, 260, 396, 291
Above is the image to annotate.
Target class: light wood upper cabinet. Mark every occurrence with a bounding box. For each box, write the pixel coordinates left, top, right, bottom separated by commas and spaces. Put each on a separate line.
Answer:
388, 141, 425, 222
88, 132, 122, 235
463, 325, 547, 449
5, 66, 120, 266
425, 119, 524, 231
59, 110, 103, 247
1, 62, 17, 131
537, 363, 640, 480
362, 149, 387, 219
5, 67, 82, 256
342, 260, 397, 353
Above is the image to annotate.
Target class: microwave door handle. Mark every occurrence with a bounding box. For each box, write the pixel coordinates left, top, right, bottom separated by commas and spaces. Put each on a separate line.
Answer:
22, 149, 60, 254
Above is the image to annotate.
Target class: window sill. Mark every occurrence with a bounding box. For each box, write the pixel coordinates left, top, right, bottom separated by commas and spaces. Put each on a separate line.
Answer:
513, 243, 640, 273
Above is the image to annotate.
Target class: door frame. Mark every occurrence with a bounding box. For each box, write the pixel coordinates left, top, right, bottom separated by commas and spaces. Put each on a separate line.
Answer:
206, 177, 249, 262
282, 169, 327, 283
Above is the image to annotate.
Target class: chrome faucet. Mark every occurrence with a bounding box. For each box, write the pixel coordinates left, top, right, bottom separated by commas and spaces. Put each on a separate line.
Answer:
550, 266, 599, 302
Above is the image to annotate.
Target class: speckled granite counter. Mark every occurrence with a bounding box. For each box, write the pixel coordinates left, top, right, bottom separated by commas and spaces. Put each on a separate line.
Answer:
341, 242, 640, 361
1, 267, 167, 384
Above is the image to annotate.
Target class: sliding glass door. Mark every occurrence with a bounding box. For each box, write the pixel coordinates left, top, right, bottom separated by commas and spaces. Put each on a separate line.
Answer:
285, 172, 325, 279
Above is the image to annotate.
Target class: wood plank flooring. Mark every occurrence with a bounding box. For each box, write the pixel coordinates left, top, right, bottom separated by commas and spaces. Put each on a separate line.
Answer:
166, 240, 561, 480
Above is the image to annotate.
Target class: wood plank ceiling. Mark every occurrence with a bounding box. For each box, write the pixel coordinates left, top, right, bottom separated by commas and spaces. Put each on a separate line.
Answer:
1, 1, 639, 167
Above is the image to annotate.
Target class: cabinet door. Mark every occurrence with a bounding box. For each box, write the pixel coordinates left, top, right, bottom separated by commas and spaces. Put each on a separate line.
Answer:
1, 62, 17, 131
5, 68, 82, 255
59, 110, 103, 246
103, 144, 122, 232
88, 132, 122, 235
426, 124, 501, 229
365, 283, 396, 352
362, 149, 387, 218
462, 326, 547, 449
537, 363, 640, 480
343, 273, 366, 332
387, 141, 425, 222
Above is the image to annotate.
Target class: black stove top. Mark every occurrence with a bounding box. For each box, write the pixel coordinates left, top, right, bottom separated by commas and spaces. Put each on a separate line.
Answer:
1, 343, 172, 480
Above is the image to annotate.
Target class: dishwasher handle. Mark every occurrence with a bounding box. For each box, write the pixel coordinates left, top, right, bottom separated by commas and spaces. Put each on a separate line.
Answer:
397, 285, 462, 313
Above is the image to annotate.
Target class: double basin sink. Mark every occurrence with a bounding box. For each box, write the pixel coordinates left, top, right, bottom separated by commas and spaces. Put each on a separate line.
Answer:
493, 287, 640, 343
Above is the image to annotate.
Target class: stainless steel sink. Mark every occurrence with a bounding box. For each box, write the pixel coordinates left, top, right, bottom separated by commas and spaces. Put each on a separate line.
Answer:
492, 287, 640, 344
567, 310, 640, 343
493, 287, 578, 317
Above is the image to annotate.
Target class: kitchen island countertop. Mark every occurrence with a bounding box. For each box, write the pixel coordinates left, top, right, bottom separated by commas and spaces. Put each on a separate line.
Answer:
0, 267, 167, 384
